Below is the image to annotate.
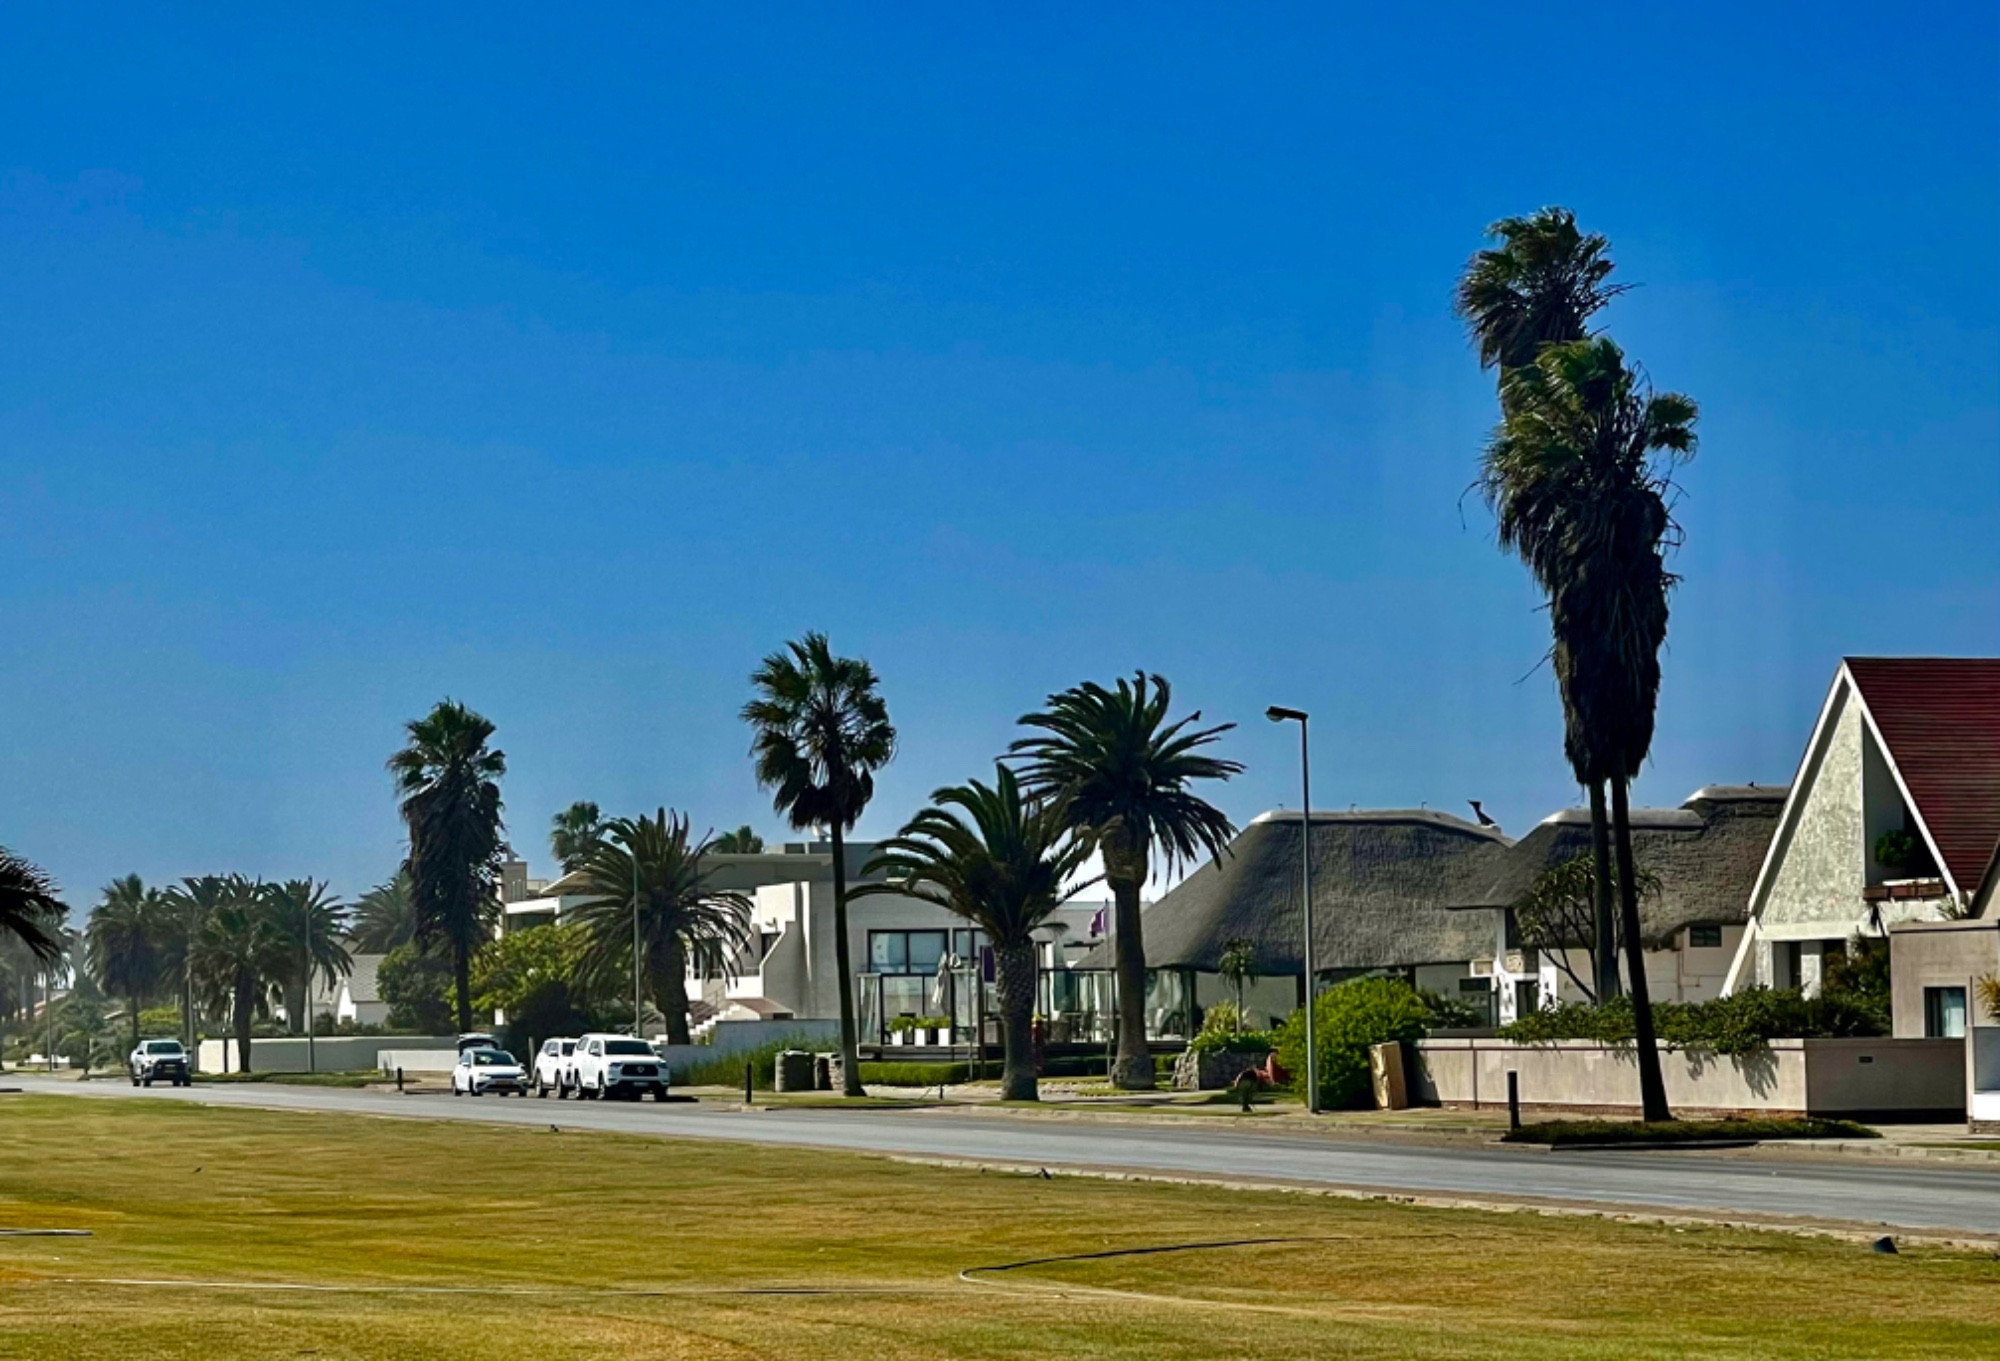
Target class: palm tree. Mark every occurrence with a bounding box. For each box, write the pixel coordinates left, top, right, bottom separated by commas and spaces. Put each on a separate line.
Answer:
711, 826, 764, 854
549, 801, 607, 875
1457, 205, 1629, 1002
862, 766, 1093, 1101
86, 875, 165, 1050
1011, 673, 1241, 1090
388, 699, 507, 1032
351, 871, 416, 953
160, 876, 228, 1050
0, 848, 66, 966
1485, 336, 1697, 1122
267, 879, 352, 1036
190, 876, 289, 1073
1217, 938, 1258, 1034
742, 632, 897, 1097
567, 810, 753, 1045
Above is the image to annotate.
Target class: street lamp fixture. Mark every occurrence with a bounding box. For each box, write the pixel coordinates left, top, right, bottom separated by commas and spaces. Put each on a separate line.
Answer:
1266, 705, 1318, 1114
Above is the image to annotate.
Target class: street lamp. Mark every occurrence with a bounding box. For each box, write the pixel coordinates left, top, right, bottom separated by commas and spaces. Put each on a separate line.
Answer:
1265, 705, 1318, 1115
632, 840, 645, 1041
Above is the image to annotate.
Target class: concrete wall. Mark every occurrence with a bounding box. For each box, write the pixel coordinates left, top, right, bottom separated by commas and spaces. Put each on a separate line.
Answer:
1889, 919, 2000, 1038
1971, 1027, 2000, 1133
1409, 1036, 1963, 1118
1754, 687, 1866, 977
199, 1035, 457, 1074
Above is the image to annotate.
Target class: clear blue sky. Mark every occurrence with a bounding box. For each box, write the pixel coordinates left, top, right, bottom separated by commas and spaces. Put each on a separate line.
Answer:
3, 5, 1994, 905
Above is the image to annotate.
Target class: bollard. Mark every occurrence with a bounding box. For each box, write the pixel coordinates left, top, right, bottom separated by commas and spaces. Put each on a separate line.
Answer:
396, 1067, 405, 1093
744, 1060, 753, 1106
1506, 1069, 1520, 1131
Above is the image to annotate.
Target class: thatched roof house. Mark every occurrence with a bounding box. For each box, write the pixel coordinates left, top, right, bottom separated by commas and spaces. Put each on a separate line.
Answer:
1463, 785, 1787, 945
1082, 809, 1515, 977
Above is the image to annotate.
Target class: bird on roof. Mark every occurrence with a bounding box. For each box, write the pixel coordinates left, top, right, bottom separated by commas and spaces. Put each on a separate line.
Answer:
1468, 800, 1500, 830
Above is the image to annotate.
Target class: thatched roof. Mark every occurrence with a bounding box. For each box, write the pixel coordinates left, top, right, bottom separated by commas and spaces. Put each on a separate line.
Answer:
1462, 785, 1787, 943
1079, 810, 1515, 974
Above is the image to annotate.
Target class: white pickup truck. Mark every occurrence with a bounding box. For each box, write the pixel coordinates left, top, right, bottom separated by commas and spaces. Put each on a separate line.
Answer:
532, 1038, 577, 1097
569, 1033, 671, 1101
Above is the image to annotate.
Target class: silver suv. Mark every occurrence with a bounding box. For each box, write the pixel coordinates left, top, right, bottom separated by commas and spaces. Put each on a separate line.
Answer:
129, 1038, 191, 1087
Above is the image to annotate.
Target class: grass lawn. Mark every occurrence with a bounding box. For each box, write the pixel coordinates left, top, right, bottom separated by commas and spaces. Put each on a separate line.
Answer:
0, 1096, 1994, 1359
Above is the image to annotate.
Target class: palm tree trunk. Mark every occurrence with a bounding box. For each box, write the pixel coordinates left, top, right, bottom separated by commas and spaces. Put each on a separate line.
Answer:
129, 994, 140, 1054
452, 939, 472, 1034
657, 937, 692, 1046
1611, 778, 1671, 1121
1106, 840, 1155, 1091
235, 972, 255, 1074
994, 938, 1038, 1102
1588, 780, 1620, 1001
830, 823, 864, 1097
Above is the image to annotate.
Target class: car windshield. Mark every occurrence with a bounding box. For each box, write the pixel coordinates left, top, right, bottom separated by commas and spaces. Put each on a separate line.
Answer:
604, 1040, 652, 1056
472, 1051, 516, 1066
145, 1041, 183, 1054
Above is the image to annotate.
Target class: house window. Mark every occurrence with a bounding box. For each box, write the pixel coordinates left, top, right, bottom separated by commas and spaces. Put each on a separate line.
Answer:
868, 929, 949, 976
1688, 925, 1723, 949
1924, 987, 1967, 1039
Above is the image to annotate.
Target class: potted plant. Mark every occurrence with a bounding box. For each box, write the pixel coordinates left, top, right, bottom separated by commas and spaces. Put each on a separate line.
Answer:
889, 1016, 918, 1047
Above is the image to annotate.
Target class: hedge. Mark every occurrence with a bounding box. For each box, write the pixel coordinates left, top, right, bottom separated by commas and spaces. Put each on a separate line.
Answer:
1503, 1117, 1877, 1146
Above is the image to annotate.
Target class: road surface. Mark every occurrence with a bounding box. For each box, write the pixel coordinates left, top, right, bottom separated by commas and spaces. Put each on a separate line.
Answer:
15, 1075, 1999, 1237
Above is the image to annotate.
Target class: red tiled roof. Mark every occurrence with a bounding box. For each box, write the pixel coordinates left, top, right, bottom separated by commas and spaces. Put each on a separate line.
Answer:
1846, 657, 2000, 894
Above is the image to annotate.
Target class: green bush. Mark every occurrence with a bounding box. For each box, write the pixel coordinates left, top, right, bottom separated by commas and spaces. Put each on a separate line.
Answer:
1499, 987, 1887, 1057
1504, 1117, 1877, 1146
674, 1036, 830, 1090
378, 944, 455, 1034
1187, 1004, 1275, 1056
138, 1007, 183, 1037
1275, 977, 1431, 1109
858, 1060, 996, 1086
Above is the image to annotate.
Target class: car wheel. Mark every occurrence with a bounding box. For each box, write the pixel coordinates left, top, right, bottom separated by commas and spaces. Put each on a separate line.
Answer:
534, 1076, 547, 1098
143, 1077, 153, 1088
130, 1073, 140, 1087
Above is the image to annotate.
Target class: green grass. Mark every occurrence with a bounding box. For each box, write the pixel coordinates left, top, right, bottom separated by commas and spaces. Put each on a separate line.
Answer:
0, 1096, 1992, 1359
192, 1070, 380, 1088
1504, 1117, 1880, 1146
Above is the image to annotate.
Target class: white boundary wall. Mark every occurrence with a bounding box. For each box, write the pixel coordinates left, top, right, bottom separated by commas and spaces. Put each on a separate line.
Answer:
1410, 1036, 1963, 1118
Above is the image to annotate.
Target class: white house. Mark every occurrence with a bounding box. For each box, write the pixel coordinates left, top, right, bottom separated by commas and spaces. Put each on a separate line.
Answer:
1723, 657, 2000, 1032
306, 951, 388, 1028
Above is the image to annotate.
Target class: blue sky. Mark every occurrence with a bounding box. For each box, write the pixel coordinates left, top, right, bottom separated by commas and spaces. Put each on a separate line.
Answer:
2, 5, 1994, 904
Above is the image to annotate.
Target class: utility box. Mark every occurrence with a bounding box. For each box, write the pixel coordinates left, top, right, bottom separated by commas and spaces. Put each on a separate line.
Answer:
1371, 1041, 1409, 1110
774, 1050, 816, 1093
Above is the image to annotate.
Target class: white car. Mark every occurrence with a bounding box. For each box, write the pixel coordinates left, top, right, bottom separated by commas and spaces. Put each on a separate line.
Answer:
129, 1038, 191, 1087
570, 1033, 671, 1101
451, 1047, 528, 1097
532, 1038, 577, 1098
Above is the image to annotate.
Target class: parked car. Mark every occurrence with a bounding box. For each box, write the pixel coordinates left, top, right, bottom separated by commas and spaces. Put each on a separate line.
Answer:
451, 1047, 528, 1097
533, 1038, 577, 1098
129, 1038, 191, 1087
570, 1033, 671, 1101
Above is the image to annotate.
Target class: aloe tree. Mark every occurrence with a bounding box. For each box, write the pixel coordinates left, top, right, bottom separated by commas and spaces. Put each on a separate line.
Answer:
1011, 674, 1241, 1090
567, 810, 752, 1045
268, 879, 352, 1036
743, 632, 896, 1096
389, 700, 506, 1032
549, 801, 607, 875
863, 766, 1094, 1101
1456, 206, 1628, 1002
350, 871, 416, 954
86, 875, 165, 1050
1484, 335, 1697, 1121
190, 876, 289, 1072
1217, 938, 1257, 1033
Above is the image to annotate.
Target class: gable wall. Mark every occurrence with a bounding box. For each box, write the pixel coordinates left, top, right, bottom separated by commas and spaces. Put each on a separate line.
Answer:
1759, 685, 1867, 933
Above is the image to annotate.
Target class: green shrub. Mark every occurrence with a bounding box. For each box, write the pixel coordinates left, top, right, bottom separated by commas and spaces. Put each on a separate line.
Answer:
137, 1007, 183, 1037
1275, 977, 1431, 1109
1418, 989, 1490, 1030
1504, 1117, 1877, 1146
1187, 1004, 1276, 1056
1499, 987, 1887, 1057
378, 944, 455, 1034
674, 1036, 830, 1090
858, 1061, 993, 1086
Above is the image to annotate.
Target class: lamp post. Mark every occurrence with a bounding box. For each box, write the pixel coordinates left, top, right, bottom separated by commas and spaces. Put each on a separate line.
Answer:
632, 838, 645, 1041
1265, 705, 1318, 1115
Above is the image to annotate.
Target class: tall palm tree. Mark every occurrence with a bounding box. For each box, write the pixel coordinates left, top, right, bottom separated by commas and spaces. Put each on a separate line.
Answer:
711, 826, 764, 854
388, 699, 506, 1032
86, 875, 165, 1050
567, 810, 752, 1045
742, 632, 897, 1097
267, 879, 352, 1036
1011, 673, 1241, 1090
1485, 335, 1697, 1122
0, 848, 66, 966
190, 876, 289, 1073
351, 871, 417, 953
1457, 205, 1629, 1002
160, 876, 229, 1051
862, 766, 1093, 1101
549, 801, 607, 875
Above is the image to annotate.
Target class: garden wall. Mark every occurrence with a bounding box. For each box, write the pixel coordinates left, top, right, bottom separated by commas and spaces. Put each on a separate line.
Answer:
198, 1036, 457, 1074
1409, 1036, 1963, 1119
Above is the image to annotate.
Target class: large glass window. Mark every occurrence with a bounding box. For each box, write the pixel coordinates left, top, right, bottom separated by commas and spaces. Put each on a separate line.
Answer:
869, 930, 950, 975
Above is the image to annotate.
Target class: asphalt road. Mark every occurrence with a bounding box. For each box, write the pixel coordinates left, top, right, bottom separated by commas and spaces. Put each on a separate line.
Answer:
17, 1075, 2000, 1237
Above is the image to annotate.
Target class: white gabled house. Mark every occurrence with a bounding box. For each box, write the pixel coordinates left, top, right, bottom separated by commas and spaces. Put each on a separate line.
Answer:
1723, 658, 2000, 1033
